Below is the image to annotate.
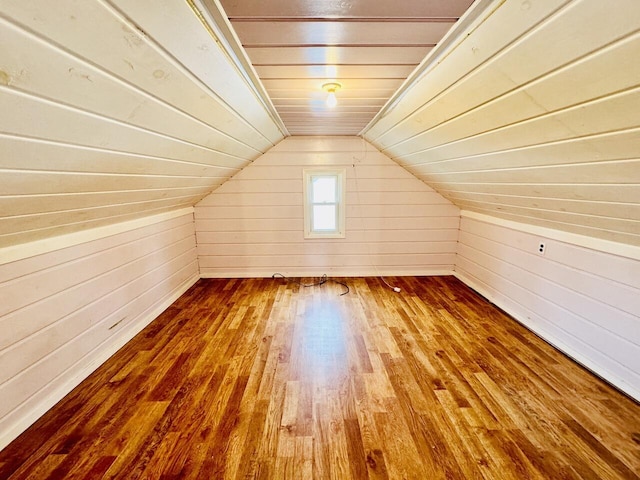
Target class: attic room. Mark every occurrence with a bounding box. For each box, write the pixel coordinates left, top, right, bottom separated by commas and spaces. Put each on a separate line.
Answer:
0, 0, 639, 477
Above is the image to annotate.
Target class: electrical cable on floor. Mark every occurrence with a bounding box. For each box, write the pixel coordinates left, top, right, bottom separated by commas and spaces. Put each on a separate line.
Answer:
331, 278, 350, 296
379, 275, 402, 293
271, 273, 349, 296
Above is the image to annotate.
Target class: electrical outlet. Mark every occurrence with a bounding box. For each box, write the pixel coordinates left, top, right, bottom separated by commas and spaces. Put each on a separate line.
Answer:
538, 242, 546, 255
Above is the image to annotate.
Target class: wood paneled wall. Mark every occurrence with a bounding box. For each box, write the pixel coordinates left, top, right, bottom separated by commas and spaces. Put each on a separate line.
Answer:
0, 0, 284, 248
0, 210, 199, 450
455, 212, 640, 401
195, 137, 460, 277
363, 0, 640, 247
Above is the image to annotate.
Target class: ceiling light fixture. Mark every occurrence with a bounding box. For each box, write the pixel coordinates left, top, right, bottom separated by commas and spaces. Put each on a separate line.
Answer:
322, 82, 341, 108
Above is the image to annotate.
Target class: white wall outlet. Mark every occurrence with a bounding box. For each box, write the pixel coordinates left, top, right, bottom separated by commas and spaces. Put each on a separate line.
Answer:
538, 242, 546, 255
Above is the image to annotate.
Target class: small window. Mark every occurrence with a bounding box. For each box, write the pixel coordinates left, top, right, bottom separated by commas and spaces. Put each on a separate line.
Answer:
303, 169, 346, 238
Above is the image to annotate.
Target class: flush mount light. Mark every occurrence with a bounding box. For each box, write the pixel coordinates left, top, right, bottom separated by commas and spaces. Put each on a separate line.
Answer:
322, 82, 341, 108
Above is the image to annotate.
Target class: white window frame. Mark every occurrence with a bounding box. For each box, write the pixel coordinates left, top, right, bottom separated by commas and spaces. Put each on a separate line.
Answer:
303, 168, 346, 239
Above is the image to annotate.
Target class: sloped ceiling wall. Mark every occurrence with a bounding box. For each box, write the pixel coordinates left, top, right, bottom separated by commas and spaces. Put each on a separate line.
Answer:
1, 0, 639, 251
0, 0, 284, 248
363, 0, 640, 247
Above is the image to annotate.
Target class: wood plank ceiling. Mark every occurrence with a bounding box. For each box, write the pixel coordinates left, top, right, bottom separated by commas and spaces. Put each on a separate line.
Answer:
216, 0, 475, 136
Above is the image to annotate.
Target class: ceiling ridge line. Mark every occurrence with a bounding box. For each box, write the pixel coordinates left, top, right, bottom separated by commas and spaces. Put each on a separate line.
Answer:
259, 77, 407, 81
228, 17, 459, 23
252, 63, 419, 67
360, 0, 497, 138
187, 0, 289, 138
241, 43, 438, 49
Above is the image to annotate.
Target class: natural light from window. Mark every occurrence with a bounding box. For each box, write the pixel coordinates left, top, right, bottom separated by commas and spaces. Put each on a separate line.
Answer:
304, 169, 345, 238
312, 176, 337, 231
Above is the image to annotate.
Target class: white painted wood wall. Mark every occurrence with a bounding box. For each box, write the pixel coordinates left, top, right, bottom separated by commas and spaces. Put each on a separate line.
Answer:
364, 0, 640, 246
195, 137, 460, 277
1, 0, 639, 453
0, 0, 284, 248
0, 210, 199, 450
455, 212, 640, 400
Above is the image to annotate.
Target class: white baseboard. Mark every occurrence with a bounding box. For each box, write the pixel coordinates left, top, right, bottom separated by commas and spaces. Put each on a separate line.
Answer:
200, 268, 454, 278
0, 273, 199, 451
453, 270, 640, 402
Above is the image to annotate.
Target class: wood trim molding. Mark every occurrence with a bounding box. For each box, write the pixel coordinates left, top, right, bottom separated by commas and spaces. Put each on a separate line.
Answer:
461, 210, 640, 261
190, 0, 289, 137
0, 208, 195, 266
359, 0, 497, 136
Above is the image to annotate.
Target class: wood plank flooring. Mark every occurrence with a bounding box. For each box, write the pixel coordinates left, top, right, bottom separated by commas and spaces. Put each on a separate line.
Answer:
1, 276, 639, 479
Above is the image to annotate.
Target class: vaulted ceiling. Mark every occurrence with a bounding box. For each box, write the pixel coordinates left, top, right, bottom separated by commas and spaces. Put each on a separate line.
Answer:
1, 0, 639, 250
216, 0, 476, 135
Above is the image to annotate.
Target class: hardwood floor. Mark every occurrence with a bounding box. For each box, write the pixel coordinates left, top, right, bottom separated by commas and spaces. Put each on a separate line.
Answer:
1, 276, 639, 479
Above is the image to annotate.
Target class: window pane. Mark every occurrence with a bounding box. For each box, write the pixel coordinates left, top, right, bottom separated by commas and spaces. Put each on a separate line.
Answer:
313, 205, 336, 231
312, 176, 336, 203
303, 169, 345, 238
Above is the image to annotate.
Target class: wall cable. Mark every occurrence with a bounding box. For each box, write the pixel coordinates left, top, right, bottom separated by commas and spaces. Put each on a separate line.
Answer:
352, 138, 401, 293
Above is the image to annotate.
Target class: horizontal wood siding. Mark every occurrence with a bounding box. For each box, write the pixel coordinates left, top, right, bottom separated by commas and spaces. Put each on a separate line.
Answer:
0, 212, 199, 450
195, 137, 460, 277
0, 0, 284, 248
363, 0, 640, 247
455, 213, 640, 400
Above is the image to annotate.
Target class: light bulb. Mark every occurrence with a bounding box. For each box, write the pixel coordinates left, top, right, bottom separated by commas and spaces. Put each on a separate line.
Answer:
326, 91, 337, 108
322, 82, 341, 108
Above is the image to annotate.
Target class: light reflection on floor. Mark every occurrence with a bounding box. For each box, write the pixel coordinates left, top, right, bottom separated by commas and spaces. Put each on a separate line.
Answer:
298, 298, 348, 383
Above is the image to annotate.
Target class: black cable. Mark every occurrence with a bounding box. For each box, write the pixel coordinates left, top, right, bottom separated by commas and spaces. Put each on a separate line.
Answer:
271, 273, 349, 296
331, 279, 350, 296
272, 272, 327, 287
